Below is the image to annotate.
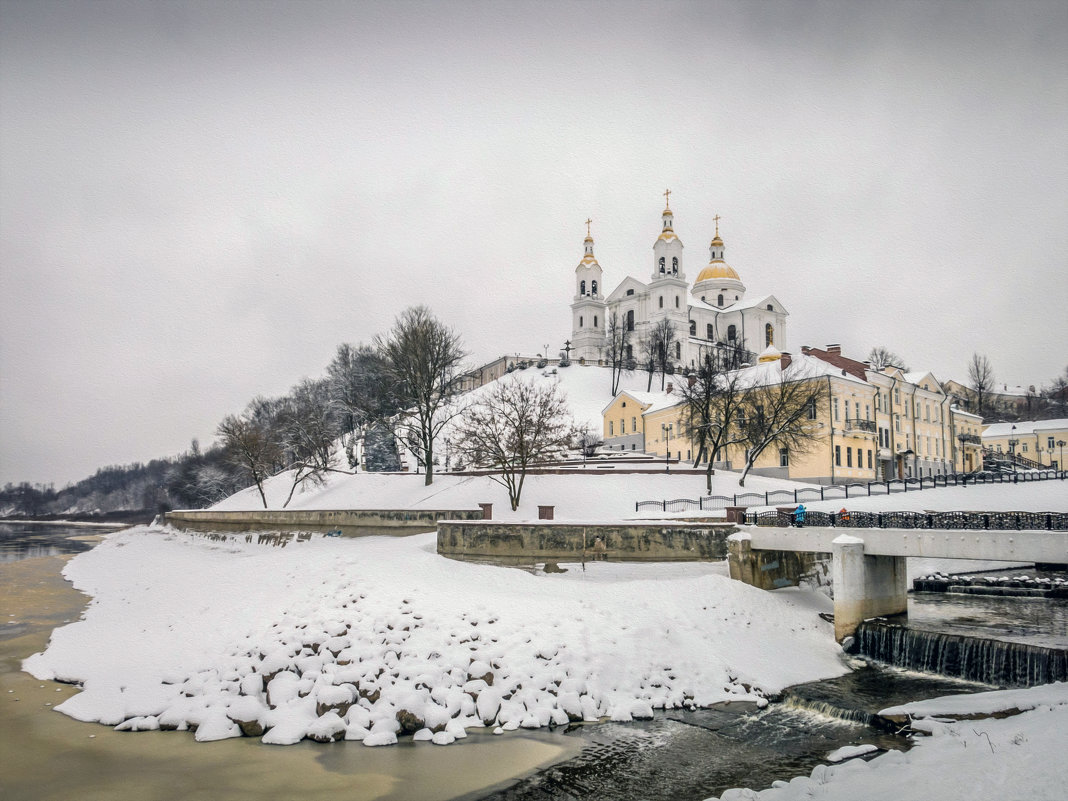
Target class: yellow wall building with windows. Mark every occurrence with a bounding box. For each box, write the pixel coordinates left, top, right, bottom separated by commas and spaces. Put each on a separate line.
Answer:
983, 419, 1068, 469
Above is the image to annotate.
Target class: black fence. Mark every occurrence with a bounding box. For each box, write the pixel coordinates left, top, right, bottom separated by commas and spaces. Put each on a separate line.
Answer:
744, 509, 1068, 531
634, 469, 1066, 514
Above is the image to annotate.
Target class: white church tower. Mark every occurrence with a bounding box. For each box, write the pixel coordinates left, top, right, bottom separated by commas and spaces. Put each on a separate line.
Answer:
647, 190, 690, 362
569, 219, 607, 362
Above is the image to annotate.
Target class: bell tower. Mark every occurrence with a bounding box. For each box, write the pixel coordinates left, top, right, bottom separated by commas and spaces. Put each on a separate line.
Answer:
570, 219, 607, 362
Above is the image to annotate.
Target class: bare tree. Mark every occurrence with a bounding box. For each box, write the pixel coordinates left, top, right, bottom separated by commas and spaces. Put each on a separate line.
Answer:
216, 397, 287, 507
453, 378, 572, 510
650, 318, 677, 390
968, 353, 995, 418
277, 378, 341, 507
867, 346, 909, 372
604, 311, 632, 396
736, 373, 827, 487
376, 306, 467, 486
638, 328, 658, 391
677, 355, 748, 491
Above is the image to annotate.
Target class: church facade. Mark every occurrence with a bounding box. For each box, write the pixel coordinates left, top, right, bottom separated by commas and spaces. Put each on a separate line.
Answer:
570, 195, 788, 372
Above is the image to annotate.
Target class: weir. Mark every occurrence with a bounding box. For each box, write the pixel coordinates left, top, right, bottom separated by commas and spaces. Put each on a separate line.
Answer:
850, 620, 1068, 687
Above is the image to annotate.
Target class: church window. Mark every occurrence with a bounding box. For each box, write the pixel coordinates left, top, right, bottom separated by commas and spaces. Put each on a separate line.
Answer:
659, 296, 664, 309
594, 315, 598, 328
659, 257, 665, 273
675, 295, 679, 308
626, 309, 635, 331
591, 280, 597, 295
689, 320, 696, 336
579, 316, 583, 327
765, 323, 774, 346
767, 304, 773, 311
706, 323, 714, 340
675, 342, 681, 359
727, 324, 736, 341
626, 288, 634, 296
672, 257, 678, 273
717, 294, 724, 307
580, 280, 586, 295
735, 295, 739, 300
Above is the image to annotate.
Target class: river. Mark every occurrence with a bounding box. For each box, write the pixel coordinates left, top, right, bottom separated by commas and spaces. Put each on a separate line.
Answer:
2, 525, 1064, 801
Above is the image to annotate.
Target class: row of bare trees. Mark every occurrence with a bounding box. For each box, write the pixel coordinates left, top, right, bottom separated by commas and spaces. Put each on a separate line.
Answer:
215, 306, 469, 506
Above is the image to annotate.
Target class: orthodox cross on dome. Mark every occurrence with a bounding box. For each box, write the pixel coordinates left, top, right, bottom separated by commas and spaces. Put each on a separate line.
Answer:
713, 214, 721, 236
663, 189, 671, 209
585, 218, 592, 237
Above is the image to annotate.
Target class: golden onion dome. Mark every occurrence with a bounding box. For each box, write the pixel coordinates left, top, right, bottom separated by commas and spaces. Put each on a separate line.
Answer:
695, 263, 740, 282
710, 234, 724, 246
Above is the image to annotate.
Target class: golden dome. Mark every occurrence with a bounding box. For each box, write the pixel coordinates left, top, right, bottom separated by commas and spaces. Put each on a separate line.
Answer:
710, 235, 723, 246
695, 263, 740, 282
657, 230, 678, 242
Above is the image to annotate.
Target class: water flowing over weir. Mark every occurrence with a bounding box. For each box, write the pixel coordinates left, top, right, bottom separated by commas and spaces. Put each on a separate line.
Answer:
850, 620, 1068, 686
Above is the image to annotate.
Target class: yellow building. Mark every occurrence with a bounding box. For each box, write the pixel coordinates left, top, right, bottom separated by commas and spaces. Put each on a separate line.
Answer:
950, 407, 984, 473
983, 419, 1068, 469
605, 344, 991, 484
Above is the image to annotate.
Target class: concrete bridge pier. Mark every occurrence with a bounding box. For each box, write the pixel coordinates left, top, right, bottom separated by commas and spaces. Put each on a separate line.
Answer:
831, 534, 907, 642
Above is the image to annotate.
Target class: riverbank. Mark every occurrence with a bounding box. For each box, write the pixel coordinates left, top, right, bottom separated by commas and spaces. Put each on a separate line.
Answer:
0, 548, 583, 801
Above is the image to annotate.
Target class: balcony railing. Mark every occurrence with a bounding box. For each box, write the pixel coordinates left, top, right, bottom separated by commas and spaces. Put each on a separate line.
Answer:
845, 417, 876, 433
958, 433, 982, 445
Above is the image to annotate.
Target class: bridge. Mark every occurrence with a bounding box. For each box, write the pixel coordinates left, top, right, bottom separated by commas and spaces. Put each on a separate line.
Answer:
728, 525, 1068, 642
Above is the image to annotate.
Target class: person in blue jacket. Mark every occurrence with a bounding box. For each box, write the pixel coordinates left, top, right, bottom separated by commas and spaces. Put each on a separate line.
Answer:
794, 504, 806, 527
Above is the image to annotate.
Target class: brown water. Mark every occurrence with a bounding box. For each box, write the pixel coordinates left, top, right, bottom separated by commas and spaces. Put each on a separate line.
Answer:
0, 554, 579, 801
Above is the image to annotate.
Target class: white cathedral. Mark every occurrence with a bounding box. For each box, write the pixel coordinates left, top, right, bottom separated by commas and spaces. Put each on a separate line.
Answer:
569, 193, 788, 371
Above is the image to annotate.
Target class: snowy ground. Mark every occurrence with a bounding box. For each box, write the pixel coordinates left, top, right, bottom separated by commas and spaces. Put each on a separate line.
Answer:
25, 526, 848, 746
706, 682, 1068, 801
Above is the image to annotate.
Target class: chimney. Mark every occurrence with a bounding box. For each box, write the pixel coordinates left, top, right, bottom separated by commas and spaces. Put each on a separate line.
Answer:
780, 352, 792, 370
826, 344, 841, 355
666, 382, 674, 394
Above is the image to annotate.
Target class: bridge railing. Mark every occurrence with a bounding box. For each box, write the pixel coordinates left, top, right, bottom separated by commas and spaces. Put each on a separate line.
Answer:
635, 469, 1066, 513
744, 509, 1068, 531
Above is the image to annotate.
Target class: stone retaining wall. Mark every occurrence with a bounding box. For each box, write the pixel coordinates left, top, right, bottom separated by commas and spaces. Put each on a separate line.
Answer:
436, 519, 736, 562
166, 508, 485, 537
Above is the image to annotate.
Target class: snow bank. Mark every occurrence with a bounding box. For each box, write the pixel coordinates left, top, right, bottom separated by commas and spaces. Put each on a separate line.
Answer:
707, 683, 1068, 801
25, 526, 848, 746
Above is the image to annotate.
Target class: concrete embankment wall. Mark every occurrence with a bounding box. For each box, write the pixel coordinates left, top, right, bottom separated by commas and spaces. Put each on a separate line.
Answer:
166, 508, 485, 537
436, 520, 736, 562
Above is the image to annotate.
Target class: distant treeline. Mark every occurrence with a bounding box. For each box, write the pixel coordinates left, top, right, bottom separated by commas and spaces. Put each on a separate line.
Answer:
0, 440, 247, 519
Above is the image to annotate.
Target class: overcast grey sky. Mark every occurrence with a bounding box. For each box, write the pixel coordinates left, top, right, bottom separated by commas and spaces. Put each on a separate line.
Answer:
2, 0, 1066, 487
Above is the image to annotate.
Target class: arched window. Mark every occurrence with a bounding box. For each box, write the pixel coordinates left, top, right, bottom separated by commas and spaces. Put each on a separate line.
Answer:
706, 323, 714, 340
591, 280, 597, 295
672, 257, 678, 273
658, 296, 664, 309
580, 280, 586, 295
765, 323, 774, 346
579, 316, 583, 327
659, 256, 665, 273
717, 294, 724, 307
727, 324, 736, 341
675, 295, 679, 308
594, 315, 598, 328
767, 304, 773, 311
689, 320, 696, 335
626, 309, 635, 331
675, 342, 681, 359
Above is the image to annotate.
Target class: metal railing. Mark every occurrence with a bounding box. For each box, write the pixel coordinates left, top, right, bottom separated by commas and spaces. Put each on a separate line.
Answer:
634, 469, 1066, 513
744, 508, 1068, 531
845, 418, 877, 433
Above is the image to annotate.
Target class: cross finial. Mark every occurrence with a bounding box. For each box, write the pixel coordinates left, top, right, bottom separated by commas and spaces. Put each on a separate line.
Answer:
663, 189, 671, 209
713, 213, 721, 236
585, 218, 592, 237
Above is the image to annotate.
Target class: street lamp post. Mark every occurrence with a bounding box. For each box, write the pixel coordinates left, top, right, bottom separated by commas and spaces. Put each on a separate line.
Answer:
1009, 424, 1019, 482
662, 423, 673, 473
1058, 439, 1066, 472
